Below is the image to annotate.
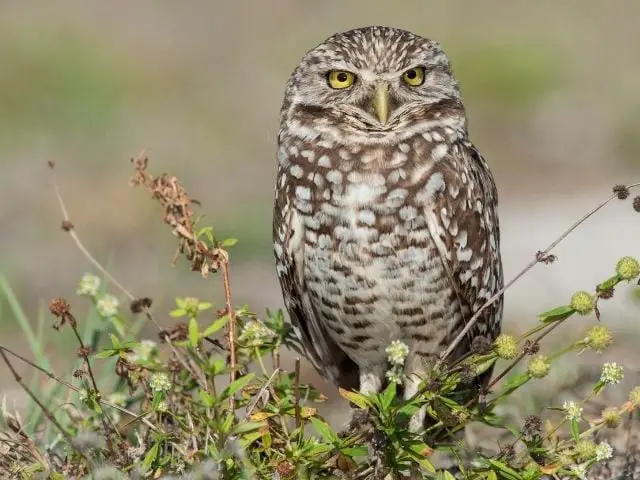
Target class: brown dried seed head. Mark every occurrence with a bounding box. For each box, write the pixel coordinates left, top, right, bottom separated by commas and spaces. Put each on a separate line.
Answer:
598, 286, 615, 299
536, 251, 557, 264
160, 322, 189, 343
634, 196, 640, 212
523, 340, 540, 355
130, 297, 152, 313
76, 346, 92, 358
275, 461, 295, 477
115, 357, 133, 378
613, 184, 630, 200
73, 369, 85, 378
49, 297, 70, 317
499, 443, 516, 461
61, 220, 74, 231
167, 357, 182, 373
523, 414, 542, 435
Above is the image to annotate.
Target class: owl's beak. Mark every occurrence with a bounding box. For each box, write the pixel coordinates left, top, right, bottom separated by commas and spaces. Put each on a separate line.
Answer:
373, 82, 389, 124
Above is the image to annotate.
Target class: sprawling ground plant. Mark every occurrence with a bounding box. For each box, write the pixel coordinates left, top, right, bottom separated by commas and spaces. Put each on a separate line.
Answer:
0, 157, 639, 479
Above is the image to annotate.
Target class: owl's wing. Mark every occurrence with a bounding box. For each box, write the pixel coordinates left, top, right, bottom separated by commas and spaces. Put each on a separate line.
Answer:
273, 168, 359, 391
421, 142, 503, 353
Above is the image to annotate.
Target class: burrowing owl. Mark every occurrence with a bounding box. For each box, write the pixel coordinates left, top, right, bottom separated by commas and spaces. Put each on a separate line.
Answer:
273, 26, 503, 431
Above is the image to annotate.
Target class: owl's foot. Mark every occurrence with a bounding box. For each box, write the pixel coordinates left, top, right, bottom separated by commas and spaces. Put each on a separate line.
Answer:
340, 408, 372, 437
339, 409, 391, 476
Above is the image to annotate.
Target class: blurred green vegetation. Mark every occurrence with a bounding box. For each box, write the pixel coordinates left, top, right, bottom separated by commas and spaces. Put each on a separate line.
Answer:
451, 42, 566, 110
0, 28, 141, 149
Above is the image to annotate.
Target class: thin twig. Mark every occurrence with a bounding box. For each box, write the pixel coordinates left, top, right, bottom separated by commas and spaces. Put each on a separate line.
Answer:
68, 322, 121, 440
440, 181, 640, 362
245, 368, 279, 419
294, 357, 301, 429
0, 343, 160, 432
221, 258, 237, 412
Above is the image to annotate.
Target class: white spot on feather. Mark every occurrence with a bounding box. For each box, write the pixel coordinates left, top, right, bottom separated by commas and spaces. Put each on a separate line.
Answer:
415, 172, 445, 203
318, 155, 331, 167
326, 170, 343, 184
295, 186, 311, 201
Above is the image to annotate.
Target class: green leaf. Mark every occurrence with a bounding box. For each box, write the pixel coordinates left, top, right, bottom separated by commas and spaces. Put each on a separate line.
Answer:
474, 354, 498, 376
232, 420, 267, 435
443, 472, 457, 480
537, 305, 575, 323
487, 472, 498, 480
210, 359, 226, 376
379, 382, 397, 411
198, 301, 213, 312
571, 418, 580, 441
220, 238, 238, 247
199, 390, 214, 408
598, 274, 621, 292
94, 349, 118, 359
405, 442, 436, 473
309, 417, 337, 443
340, 446, 368, 457
151, 391, 165, 411
188, 317, 199, 348
202, 315, 228, 338
498, 372, 532, 398
108, 333, 121, 349
220, 412, 234, 434
197, 226, 214, 243
169, 308, 186, 318
239, 431, 263, 448
593, 380, 606, 395
487, 459, 523, 480
142, 441, 160, 472
222, 373, 255, 399
338, 388, 372, 409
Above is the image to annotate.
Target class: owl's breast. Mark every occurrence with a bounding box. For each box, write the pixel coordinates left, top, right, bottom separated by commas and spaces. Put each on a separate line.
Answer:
292, 167, 457, 365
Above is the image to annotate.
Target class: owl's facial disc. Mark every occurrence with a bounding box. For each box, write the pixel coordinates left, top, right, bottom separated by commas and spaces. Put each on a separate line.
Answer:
284, 27, 464, 142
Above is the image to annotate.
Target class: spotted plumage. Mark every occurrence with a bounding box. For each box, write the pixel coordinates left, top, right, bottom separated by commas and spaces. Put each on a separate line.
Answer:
273, 26, 503, 431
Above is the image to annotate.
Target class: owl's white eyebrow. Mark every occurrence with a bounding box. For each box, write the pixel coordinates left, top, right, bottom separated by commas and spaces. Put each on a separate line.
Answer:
357, 70, 377, 82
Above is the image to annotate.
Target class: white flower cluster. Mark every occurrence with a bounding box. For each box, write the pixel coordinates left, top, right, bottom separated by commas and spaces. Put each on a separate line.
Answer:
595, 441, 613, 462
238, 321, 275, 347
600, 362, 624, 385
384, 340, 409, 385
150, 372, 172, 392
76, 273, 121, 318
76, 273, 101, 297
562, 400, 583, 421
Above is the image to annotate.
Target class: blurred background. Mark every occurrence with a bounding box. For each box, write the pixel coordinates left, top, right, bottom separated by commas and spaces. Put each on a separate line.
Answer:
1, 0, 639, 429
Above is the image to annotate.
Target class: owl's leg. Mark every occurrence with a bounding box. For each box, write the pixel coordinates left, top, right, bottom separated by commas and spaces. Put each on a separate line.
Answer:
359, 368, 385, 396
403, 353, 429, 434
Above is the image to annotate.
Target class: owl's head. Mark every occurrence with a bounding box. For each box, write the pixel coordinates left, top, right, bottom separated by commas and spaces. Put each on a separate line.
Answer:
282, 26, 464, 143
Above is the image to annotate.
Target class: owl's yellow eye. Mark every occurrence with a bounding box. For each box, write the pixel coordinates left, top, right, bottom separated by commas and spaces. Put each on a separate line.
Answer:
401, 67, 425, 86
327, 70, 355, 89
